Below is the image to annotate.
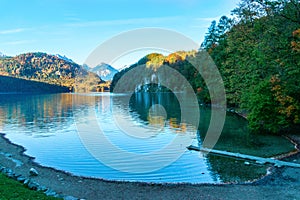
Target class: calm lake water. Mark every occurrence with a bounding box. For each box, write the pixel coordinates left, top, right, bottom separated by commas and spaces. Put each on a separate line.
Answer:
0, 93, 294, 183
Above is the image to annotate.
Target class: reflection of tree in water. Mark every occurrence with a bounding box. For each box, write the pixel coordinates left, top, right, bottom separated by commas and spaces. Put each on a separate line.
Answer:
198, 111, 294, 158
128, 91, 200, 134
197, 112, 294, 183
0, 94, 75, 135
129, 91, 181, 124
129, 92, 268, 182
197, 111, 269, 183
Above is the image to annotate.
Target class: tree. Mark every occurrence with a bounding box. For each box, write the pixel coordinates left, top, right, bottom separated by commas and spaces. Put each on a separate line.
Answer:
217, 16, 233, 42
201, 16, 233, 53
232, 0, 266, 25
201, 21, 218, 52
202, 0, 300, 134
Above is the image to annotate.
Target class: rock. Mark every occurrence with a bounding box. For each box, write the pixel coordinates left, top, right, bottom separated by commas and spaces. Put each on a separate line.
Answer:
7, 172, 14, 178
64, 196, 79, 200
29, 168, 39, 176
14, 173, 22, 178
45, 189, 57, 197
274, 163, 282, 168
28, 181, 40, 190
24, 179, 31, 185
3, 168, 14, 177
0, 167, 5, 172
256, 160, 266, 165
17, 176, 26, 183
37, 185, 48, 192
6, 169, 14, 178
3, 168, 8, 174
244, 161, 250, 166
4, 153, 12, 157
58, 177, 64, 181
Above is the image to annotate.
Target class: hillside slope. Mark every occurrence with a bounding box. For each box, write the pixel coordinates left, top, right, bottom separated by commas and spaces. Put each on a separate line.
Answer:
0, 52, 102, 92
0, 75, 69, 93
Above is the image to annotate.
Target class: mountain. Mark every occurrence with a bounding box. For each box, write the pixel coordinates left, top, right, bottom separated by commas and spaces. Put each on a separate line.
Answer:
0, 52, 102, 92
0, 52, 6, 58
88, 63, 118, 81
55, 54, 74, 63
82, 64, 90, 71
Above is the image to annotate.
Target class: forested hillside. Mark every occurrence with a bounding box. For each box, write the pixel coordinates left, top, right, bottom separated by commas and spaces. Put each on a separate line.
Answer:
0, 75, 70, 93
111, 0, 300, 134
202, 0, 300, 134
110, 51, 206, 95
0, 52, 102, 92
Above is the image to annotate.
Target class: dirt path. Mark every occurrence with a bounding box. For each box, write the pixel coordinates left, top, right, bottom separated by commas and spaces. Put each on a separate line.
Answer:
1, 133, 300, 200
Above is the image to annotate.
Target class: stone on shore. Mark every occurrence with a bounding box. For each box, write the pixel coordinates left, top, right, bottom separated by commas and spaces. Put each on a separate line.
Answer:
27, 180, 40, 190
17, 176, 26, 183
29, 168, 39, 176
244, 161, 250, 166
45, 189, 58, 197
64, 195, 79, 200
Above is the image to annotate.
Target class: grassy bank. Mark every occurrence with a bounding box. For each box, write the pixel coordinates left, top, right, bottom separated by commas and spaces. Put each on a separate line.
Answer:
0, 173, 60, 200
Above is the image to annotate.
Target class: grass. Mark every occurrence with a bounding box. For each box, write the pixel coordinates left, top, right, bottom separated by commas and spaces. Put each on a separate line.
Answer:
0, 173, 60, 200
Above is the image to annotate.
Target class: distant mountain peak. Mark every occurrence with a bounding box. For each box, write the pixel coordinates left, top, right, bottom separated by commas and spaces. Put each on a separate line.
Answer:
55, 54, 74, 63
0, 51, 6, 58
87, 63, 118, 81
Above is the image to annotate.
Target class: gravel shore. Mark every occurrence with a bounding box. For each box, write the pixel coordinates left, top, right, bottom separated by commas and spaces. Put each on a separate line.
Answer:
1, 133, 300, 200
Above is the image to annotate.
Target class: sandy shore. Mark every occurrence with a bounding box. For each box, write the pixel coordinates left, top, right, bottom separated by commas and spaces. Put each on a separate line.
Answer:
1, 133, 300, 200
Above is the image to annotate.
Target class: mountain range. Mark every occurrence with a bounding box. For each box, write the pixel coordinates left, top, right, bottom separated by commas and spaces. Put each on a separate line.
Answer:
86, 63, 118, 81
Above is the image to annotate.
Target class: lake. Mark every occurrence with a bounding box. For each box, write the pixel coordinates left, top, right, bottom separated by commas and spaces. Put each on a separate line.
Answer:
0, 93, 295, 183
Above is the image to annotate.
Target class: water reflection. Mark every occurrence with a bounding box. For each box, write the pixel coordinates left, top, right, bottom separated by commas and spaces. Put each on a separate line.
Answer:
129, 92, 197, 134
0, 94, 74, 137
74, 93, 208, 176
0, 93, 293, 183
130, 92, 181, 123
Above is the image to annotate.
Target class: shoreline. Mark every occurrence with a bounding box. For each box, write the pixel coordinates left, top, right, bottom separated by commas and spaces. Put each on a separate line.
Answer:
273, 135, 300, 160
1, 133, 300, 200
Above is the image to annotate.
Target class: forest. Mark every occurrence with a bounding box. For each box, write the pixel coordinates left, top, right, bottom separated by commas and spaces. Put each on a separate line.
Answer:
0, 53, 103, 92
0, 75, 70, 93
111, 0, 300, 135
203, 0, 300, 134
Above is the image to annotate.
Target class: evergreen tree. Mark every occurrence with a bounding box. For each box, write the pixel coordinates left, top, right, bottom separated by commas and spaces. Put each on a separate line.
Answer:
204, 0, 300, 134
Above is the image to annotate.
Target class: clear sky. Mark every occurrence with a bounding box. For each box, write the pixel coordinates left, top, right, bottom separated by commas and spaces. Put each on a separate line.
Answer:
0, 0, 240, 69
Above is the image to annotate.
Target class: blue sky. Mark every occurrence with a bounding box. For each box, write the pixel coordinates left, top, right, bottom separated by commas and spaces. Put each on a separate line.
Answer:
0, 0, 239, 69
